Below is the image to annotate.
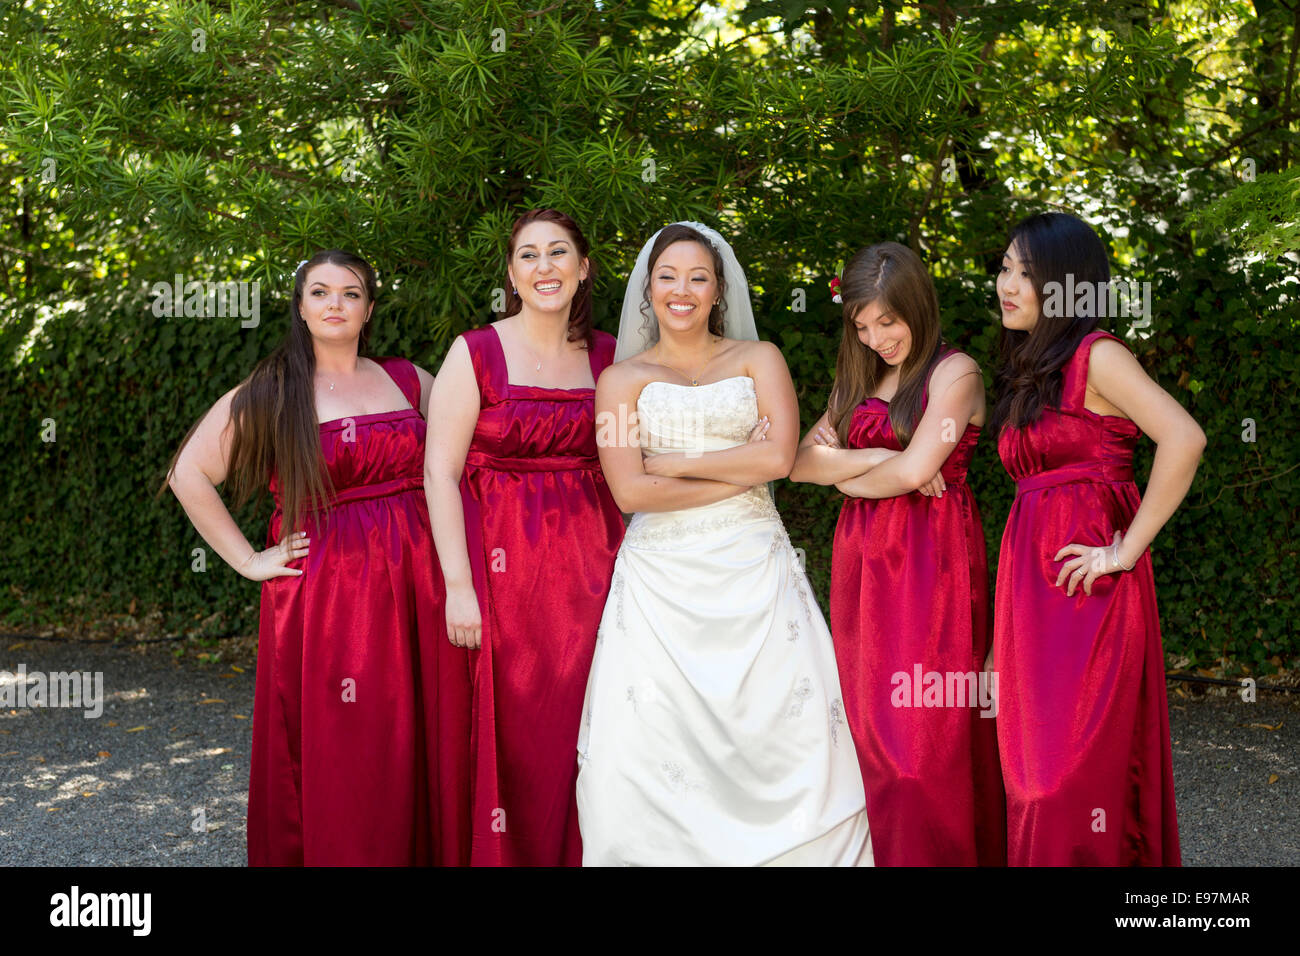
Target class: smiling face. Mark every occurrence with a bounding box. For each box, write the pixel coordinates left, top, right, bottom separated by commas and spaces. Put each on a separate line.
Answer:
650, 239, 718, 334
299, 262, 373, 340
507, 221, 589, 317
997, 240, 1040, 331
851, 299, 913, 367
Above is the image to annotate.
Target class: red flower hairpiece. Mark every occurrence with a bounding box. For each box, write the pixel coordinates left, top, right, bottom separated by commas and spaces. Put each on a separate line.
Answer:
829, 275, 842, 304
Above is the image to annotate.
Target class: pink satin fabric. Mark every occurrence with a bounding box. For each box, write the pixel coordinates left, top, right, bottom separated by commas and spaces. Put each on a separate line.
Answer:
250, 356, 473, 866
830, 348, 1006, 866
995, 331, 1180, 866
459, 326, 624, 866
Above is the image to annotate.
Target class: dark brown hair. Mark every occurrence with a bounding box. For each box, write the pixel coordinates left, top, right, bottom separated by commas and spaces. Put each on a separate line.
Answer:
499, 208, 595, 349
638, 224, 728, 341
159, 250, 378, 538
989, 212, 1109, 432
828, 242, 944, 448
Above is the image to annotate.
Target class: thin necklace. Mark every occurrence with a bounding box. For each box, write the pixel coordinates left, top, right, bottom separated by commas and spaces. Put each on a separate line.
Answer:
517, 328, 560, 372
656, 336, 720, 386
318, 359, 360, 391
520, 341, 543, 372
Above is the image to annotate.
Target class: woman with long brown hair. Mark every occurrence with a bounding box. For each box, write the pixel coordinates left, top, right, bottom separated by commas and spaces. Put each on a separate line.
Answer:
425, 209, 624, 866
164, 251, 470, 866
991, 212, 1202, 865
790, 241, 1006, 866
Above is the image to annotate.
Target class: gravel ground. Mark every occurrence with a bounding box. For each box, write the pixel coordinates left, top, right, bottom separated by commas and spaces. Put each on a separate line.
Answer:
1, 637, 1296, 866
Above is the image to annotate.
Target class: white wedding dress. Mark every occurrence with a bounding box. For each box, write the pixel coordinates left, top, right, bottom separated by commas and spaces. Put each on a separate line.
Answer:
576, 376, 873, 866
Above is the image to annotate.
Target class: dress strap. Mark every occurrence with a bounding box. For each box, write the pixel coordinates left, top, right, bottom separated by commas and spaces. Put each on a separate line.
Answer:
920, 344, 960, 409
372, 356, 421, 411
588, 330, 617, 383
461, 326, 510, 406
1062, 330, 1124, 410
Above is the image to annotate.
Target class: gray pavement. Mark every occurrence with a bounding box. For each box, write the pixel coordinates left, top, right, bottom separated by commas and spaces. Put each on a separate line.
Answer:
1, 637, 1296, 866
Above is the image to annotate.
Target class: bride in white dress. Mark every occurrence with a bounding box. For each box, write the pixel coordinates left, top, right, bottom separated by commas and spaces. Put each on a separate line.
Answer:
576, 222, 873, 866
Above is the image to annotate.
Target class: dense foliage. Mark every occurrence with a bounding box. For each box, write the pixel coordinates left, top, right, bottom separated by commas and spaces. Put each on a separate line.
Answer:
2, 0, 1296, 671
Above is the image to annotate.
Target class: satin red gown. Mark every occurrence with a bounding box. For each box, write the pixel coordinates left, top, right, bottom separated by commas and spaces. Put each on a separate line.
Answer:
460, 326, 624, 866
830, 350, 1006, 866
996, 331, 1180, 866
249, 356, 472, 866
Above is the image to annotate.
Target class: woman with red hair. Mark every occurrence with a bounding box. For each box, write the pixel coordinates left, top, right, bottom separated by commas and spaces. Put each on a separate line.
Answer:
426, 210, 624, 866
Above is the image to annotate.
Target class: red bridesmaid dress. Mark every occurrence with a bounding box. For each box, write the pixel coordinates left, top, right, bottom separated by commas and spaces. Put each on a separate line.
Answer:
248, 356, 472, 866
459, 326, 624, 866
830, 348, 1006, 866
995, 330, 1180, 866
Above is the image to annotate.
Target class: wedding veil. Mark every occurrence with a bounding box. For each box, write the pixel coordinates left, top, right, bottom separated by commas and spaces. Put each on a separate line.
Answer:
613, 221, 759, 363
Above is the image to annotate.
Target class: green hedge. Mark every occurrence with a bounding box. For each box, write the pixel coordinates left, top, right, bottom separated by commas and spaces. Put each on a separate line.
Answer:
2, 246, 1296, 672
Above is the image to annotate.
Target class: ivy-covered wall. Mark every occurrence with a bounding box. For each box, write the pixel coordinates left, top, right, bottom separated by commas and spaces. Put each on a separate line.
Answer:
3, 243, 1295, 673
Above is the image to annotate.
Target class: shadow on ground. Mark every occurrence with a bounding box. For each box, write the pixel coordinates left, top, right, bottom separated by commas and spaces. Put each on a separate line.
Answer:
1, 638, 1296, 865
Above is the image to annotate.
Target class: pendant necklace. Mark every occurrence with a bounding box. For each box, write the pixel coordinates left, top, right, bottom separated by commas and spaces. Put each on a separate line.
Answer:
657, 336, 719, 386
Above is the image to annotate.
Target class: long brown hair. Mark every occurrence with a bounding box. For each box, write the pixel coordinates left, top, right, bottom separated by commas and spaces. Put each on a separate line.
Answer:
828, 242, 943, 448
989, 212, 1108, 432
159, 250, 378, 538
638, 224, 728, 343
499, 208, 595, 349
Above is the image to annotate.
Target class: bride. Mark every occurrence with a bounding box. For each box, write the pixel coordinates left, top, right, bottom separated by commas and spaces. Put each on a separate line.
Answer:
576, 222, 873, 865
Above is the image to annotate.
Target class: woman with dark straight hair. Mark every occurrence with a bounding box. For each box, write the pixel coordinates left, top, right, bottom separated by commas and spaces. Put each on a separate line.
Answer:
425, 209, 624, 866
992, 212, 1204, 866
163, 251, 471, 865
790, 241, 1006, 866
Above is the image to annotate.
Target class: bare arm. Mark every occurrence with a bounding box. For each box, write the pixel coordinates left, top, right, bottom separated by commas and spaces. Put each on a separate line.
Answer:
424, 337, 482, 647
789, 408, 901, 484
166, 386, 307, 580
1054, 339, 1206, 595
413, 363, 434, 419
836, 355, 984, 499
596, 363, 752, 514
645, 342, 799, 485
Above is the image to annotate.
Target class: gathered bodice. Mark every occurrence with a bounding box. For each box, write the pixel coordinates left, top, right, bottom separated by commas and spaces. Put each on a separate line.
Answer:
462, 325, 615, 474
997, 331, 1141, 493
845, 347, 979, 484
270, 357, 425, 511
623, 376, 779, 548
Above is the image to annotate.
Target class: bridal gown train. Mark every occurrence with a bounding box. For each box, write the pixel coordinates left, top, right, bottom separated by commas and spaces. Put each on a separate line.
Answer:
576, 376, 873, 866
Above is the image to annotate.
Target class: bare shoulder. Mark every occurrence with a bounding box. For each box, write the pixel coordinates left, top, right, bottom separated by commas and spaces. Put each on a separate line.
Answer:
439, 334, 473, 371
1088, 335, 1138, 371
737, 338, 787, 373
597, 353, 653, 393
411, 363, 435, 408
931, 350, 981, 387
432, 337, 481, 413
1086, 336, 1148, 403
208, 381, 245, 423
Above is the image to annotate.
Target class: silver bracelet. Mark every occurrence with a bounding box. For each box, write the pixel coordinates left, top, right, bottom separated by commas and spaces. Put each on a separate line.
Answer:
1111, 543, 1135, 572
